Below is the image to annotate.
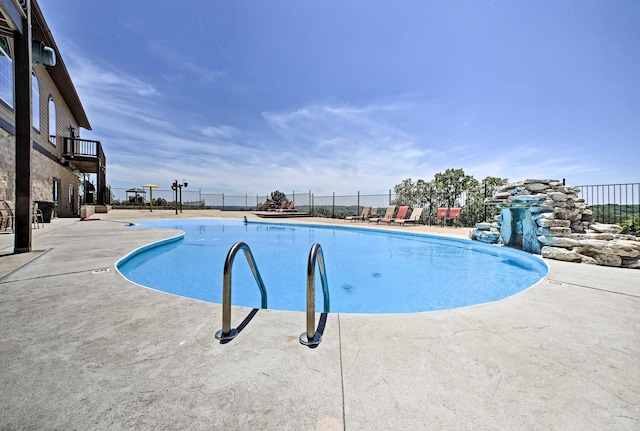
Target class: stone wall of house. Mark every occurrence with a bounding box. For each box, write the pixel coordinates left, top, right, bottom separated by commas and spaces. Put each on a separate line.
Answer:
0, 127, 15, 202
470, 179, 639, 269
0, 127, 80, 218
32, 151, 54, 202
31, 150, 80, 217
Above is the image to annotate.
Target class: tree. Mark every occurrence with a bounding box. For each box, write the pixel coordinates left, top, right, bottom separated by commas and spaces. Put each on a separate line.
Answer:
391, 169, 505, 226
257, 190, 289, 210
415, 179, 436, 214
270, 190, 288, 207
481, 176, 509, 194
432, 168, 476, 208
460, 176, 508, 225
153, 197, 168, 207
392, 178, 417, 206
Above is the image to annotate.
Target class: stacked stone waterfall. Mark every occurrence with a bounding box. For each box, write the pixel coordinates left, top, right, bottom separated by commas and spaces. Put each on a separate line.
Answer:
470, 179, 640, 269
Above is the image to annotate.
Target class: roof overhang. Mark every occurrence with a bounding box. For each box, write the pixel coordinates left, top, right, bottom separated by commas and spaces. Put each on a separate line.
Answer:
0, 0, 91, 130
0, 0, 25, 36
31, 0, 91, 130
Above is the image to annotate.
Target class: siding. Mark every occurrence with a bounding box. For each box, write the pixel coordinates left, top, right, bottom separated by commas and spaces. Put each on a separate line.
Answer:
0, 61, 82, 217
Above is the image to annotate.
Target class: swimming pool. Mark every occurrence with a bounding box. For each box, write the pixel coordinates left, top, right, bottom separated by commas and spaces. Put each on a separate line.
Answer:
117, 219, 548, 314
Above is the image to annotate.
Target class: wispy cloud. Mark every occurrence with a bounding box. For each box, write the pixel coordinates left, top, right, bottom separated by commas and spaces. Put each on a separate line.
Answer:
146, 39, 241, 92
67, 44, 158, 100
63, 46, 441, 193
61, 42, 616, 196
59, 41, 171, 138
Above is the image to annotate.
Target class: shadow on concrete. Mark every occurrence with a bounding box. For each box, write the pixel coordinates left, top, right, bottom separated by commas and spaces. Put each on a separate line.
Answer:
219, 307, 261, 344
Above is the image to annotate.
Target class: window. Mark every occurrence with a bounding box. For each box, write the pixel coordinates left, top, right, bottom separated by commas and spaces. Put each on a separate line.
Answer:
48, 96, 56, 144
0, 36, 13, 107
32, 72, 40, 131
52, 178, 60, 216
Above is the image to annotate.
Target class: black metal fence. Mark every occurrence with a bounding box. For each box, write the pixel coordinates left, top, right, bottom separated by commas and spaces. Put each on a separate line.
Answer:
576, 183, 640, 229
109, 188, 396, 213
109, 182, 639, 232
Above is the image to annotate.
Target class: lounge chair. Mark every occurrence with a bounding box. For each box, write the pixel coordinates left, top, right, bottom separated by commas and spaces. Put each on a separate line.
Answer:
0, 201, 13, 231
369, 205, 395, 223
345, 206, 370, 222
267, 201, 286, 211
366, 207, 378, 221
394, 207, 423, 225
278, 201, 295, 212
381, 205, 408, 224
447, 207, 461, 227
434, 207, 448, 226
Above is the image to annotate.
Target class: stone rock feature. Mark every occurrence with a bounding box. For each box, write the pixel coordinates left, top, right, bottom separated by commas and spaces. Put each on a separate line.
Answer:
469, 222, 502, 244
470, 179, 640, 269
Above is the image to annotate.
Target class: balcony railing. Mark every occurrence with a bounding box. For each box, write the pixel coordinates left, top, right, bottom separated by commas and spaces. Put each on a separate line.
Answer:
63, 137, 105, 162
62, 137, 108, 206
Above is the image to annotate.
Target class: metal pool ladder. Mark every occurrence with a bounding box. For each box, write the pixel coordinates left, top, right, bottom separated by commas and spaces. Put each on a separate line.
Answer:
299, 243, 330, 347
215, 242, 268, 341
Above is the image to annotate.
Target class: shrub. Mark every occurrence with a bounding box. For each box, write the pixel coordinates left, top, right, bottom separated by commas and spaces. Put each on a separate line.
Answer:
620, 215, 640, 236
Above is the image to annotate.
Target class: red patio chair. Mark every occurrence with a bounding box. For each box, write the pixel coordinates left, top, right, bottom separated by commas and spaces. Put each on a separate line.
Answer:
435, 207, 448, 226
446, 207, 461, 227
382, 205, 408, 224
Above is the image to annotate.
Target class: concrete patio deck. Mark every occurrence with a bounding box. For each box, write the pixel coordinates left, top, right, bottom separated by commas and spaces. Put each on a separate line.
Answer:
1, 210, 638, 430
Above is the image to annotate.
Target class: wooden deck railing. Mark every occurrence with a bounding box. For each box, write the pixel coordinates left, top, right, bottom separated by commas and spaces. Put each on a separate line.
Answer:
62, 137, 108, 205
63, 137, 105, 161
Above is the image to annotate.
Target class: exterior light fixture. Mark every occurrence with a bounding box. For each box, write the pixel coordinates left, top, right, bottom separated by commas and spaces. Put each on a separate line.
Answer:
171, 179, 188, 214
32, 41, 56, 66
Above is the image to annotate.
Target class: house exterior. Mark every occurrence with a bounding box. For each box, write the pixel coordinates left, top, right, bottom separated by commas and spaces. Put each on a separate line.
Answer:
0, 0, 106, 222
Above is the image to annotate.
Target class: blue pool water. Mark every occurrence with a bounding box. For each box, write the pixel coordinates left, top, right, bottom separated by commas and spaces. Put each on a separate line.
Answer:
117, 219, 548, 314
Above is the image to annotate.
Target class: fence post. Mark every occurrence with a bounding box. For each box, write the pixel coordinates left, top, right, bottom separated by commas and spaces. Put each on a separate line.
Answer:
483, 182, 487, 222
245, 194, 248, 211
357, 191, 360, 216
332, 192, 335, 218
308, 189, 311, 215
389, 189, 392, 205
222, 193, 225, 211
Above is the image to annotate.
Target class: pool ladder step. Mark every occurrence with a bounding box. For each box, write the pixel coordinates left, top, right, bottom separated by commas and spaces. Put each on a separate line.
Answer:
215, 242, 267, 341
299, 243, 330, 347
215, 242, 330, 347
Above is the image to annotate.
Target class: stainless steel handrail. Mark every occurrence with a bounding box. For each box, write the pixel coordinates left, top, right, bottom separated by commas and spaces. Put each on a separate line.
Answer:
215, 242, 268, 341
299, 243, 330, 347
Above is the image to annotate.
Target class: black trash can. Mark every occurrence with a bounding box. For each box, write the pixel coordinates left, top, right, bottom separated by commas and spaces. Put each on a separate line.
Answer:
35, 200, 56, 223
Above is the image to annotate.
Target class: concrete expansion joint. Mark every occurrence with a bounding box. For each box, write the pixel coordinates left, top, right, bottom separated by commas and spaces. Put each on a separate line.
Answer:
572, 284, 640, 299
0, 265, 108, 284
0, 248, 51, 282
337, 314, 347, 430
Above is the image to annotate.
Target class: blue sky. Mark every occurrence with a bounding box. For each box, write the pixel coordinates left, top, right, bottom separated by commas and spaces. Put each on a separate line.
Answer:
39, 0, 639, 194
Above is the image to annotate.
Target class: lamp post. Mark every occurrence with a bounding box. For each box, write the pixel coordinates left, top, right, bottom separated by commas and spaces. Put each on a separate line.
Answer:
171, 179, 188, 215
180, 179, 188, 212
